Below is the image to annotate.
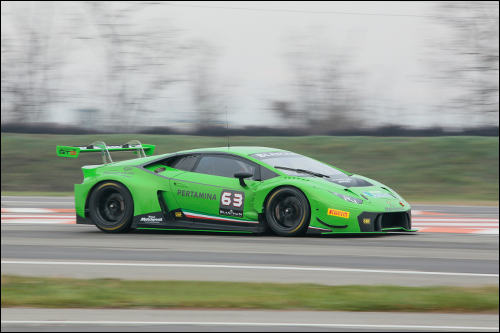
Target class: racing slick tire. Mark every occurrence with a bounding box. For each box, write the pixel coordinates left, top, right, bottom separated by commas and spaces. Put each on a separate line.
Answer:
265, 186, 310, 236
88, 181, 134, 233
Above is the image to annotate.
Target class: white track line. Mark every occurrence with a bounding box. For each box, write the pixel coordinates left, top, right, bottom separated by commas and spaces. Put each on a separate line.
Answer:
2, 215, 75, 218
1, 260, 497, 277
473, 230, 499, 234
1, 208, 58, 213
412, 223, 498, 227
0, 201, 72, 205
1, 220, 75, 224
0, 320, 497, 331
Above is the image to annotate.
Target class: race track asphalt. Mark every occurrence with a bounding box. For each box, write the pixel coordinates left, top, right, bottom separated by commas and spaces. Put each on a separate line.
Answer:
1, 196, 498, 286
1, 196, 498, 332
2, 308, 498, 332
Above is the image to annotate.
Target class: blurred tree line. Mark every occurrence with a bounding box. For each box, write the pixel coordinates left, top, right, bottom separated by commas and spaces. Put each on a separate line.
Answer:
430, 1, 498, 125
1, 1, 221, 131
271, 1, 499, 132
1, 1, 498, 134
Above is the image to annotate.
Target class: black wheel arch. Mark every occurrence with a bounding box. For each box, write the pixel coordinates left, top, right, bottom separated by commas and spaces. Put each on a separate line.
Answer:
263, 185, 311, 212
84, 180, 132, 219
262, 185, 312, 230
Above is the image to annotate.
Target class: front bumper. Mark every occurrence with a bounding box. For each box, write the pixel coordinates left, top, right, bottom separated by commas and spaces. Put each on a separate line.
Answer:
308, 209, 414, 235
357, 210, 412, 232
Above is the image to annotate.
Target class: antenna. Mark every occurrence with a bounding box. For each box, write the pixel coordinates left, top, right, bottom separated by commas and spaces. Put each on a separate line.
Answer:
226, 107, 230, 149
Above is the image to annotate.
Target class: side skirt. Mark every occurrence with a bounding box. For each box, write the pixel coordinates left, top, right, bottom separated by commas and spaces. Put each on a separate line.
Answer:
132, 210, 266, 233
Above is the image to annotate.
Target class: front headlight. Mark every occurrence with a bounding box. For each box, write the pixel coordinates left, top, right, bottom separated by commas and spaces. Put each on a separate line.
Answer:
329, 191, 363, 204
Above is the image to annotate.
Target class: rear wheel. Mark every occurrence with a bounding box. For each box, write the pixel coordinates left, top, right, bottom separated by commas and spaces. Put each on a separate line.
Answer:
88, 181, 134, 233
265, 187, 310, 236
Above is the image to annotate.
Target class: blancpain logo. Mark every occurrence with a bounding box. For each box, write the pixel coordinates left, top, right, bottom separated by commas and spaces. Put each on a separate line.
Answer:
140, 215, 163, 223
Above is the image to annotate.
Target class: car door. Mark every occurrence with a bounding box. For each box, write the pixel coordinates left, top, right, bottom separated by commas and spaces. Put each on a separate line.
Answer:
171, 154, 261, 222
146, 154, 200, 211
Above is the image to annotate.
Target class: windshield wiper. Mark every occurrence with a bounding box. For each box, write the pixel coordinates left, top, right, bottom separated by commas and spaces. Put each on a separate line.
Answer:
274, 166, 330, 178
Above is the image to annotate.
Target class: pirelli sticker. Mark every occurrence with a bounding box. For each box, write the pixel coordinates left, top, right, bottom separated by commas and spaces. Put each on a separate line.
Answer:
327, 208, 350, 219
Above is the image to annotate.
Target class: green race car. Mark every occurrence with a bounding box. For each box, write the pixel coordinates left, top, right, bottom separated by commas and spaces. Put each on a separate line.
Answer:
57, 141, 414, 236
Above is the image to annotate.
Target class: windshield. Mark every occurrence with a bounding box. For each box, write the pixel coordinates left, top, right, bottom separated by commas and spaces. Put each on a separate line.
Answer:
251, 152, 346, 177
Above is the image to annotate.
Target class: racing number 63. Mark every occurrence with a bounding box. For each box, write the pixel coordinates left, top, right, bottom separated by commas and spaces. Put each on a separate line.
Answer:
221, 191, 243, 207
233, 193, 243, 207
219, 190, 245, 218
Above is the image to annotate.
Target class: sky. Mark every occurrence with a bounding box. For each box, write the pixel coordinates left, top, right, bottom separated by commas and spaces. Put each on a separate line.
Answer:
161, 1, 443, 126
146, 1, 453, 127
1, 1, 498, 129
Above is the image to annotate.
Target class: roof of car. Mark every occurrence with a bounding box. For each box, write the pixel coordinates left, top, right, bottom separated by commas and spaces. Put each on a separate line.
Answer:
176, 146, 288, 156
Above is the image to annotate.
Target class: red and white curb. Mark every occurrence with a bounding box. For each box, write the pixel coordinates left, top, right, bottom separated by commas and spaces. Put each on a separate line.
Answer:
411, 209, 499, 234
1, 208, 74, 213
1, 208, 498, 234
1, 208, 76, 225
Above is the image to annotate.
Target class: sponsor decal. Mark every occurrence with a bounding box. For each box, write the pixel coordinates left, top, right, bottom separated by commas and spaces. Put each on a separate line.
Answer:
177, 189, 216, 201
219, 189, 245, 218
330, 191, 363, 204
58, 147, 77, 156
183, 211, 258, 224
363, 218, 371, 224
251, 151, 297, 159
362, 191, 393, 199
327, 208, 350, 219
139, 215, 163, 224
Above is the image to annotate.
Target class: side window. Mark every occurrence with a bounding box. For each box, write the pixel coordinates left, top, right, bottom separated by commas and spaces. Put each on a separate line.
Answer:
260, 166, 278, 180
194, 155, 256, 179
170, 155, 198, 171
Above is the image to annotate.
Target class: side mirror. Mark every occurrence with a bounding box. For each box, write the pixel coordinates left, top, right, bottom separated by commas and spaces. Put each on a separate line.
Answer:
234, 172, 253, 187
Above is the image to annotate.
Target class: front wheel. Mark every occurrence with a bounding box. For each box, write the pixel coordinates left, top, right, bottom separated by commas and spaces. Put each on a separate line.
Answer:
88, 181, 134, 233
265, 187, 310, 236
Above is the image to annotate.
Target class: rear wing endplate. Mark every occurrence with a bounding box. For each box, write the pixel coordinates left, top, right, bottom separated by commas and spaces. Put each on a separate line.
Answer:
57, 140, 155, 164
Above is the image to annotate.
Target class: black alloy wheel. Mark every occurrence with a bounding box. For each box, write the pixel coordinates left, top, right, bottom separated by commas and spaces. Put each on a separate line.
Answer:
88, 181, 134, 233
265, 186, 310, 236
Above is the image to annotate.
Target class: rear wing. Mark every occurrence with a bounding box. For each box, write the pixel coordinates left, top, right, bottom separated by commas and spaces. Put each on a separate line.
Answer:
57, 140, 155, 164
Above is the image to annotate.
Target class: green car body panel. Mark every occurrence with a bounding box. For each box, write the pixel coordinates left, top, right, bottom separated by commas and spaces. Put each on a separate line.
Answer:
59, 144, 414, 235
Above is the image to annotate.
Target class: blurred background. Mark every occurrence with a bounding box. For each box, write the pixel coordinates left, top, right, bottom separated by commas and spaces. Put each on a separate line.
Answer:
1, 4, 499, 329
1, 1, 498, 200
1, 1, 498, 134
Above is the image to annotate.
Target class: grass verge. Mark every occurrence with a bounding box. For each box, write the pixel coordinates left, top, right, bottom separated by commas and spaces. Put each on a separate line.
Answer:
1, 275, 498, 313
1, 133, 498, 201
